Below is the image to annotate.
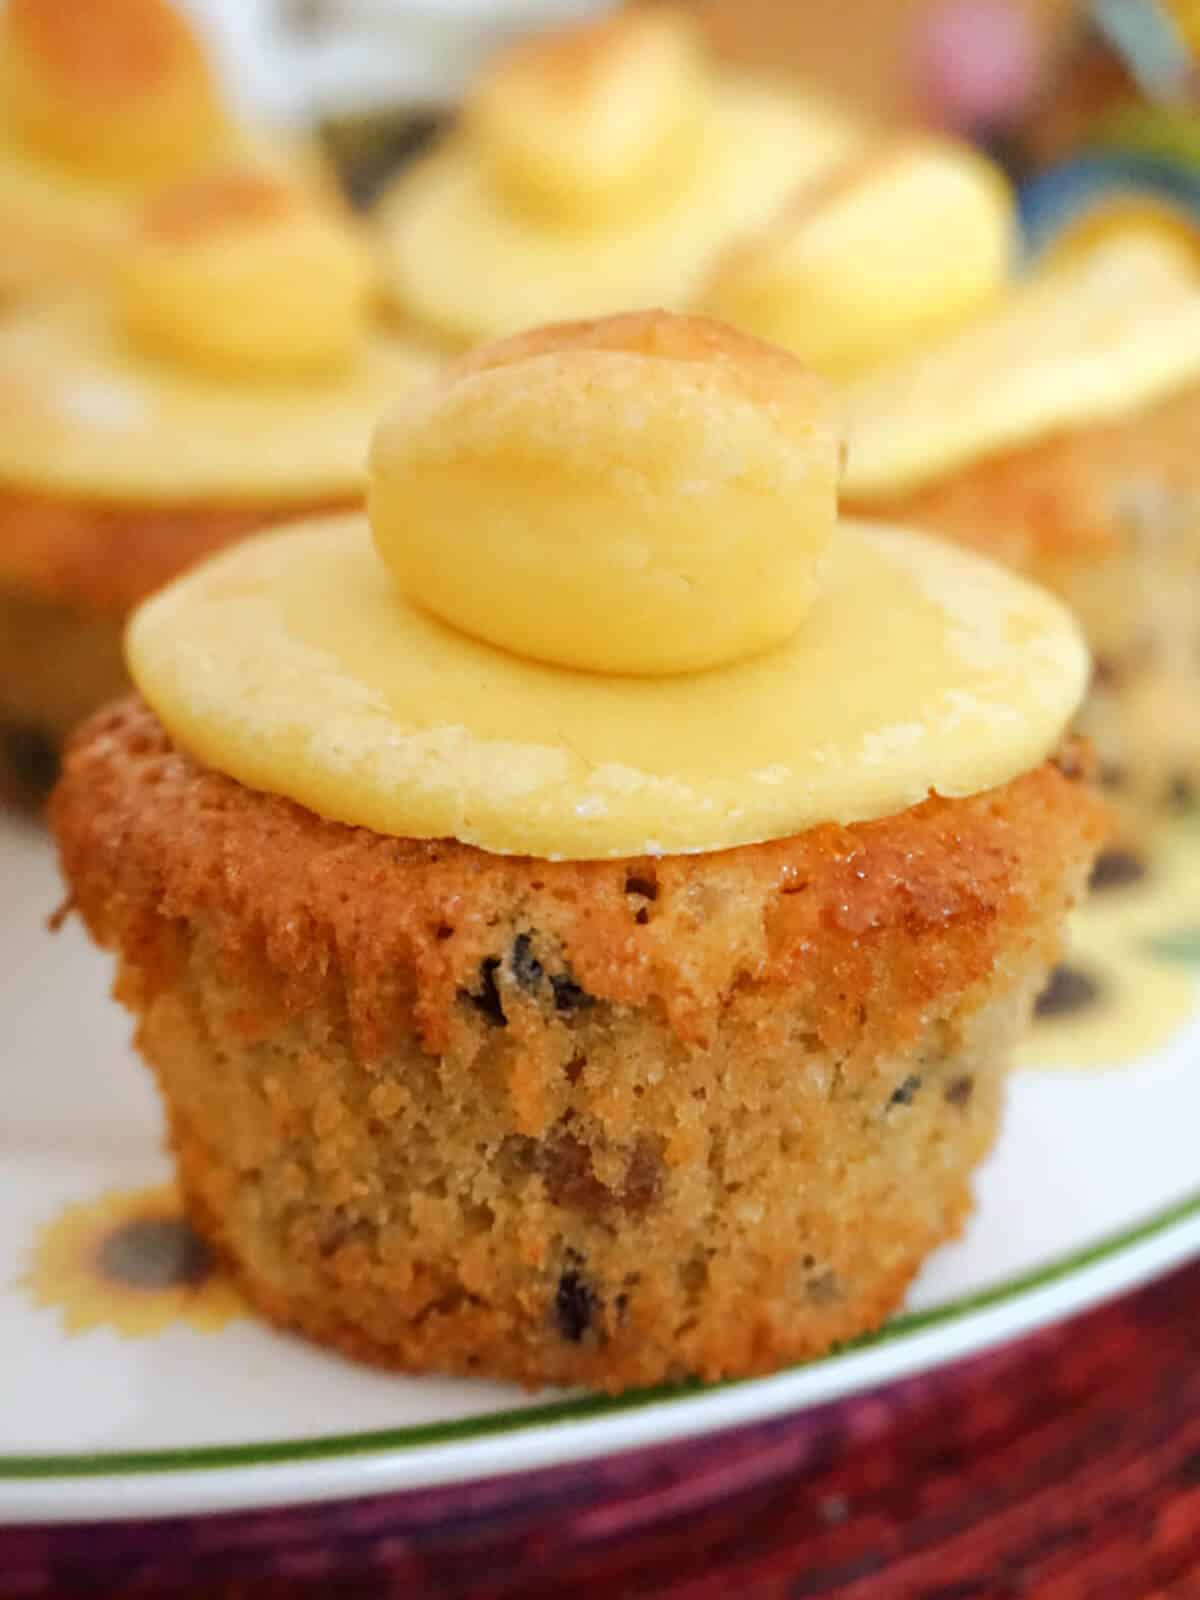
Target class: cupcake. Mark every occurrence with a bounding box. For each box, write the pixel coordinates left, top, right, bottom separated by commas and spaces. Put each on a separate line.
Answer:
842, 231, 1200, 823
0, 0, 318, 305
52, 313, 1104, 1391
700, 134, 1017, 380
0, 167, 438, 804
374, 8, 861, 348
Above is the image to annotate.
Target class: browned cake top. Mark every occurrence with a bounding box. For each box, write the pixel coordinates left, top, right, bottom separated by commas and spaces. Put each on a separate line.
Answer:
0, 488, 353, 615
7, 0, 211, 111
52, 698, 1107, 1062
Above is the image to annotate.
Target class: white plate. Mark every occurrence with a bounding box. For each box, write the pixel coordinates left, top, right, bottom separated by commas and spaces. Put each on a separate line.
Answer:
2, 811, 1199, 1526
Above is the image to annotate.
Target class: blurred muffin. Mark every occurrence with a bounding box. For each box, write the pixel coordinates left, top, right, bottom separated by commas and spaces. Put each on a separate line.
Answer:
0, 167, 439, 804
701, 134, 1016, 379
843, 232, 1200, 823
375, 8, 862, 347
53, 313, 1103, 1390
0, 0, 323, 305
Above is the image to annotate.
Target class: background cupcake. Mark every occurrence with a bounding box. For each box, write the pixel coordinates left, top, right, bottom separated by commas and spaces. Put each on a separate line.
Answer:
0, 165, 439, 804
374, 7, 863, 347
0, 0, 325, 305
842, 230, 1200, 826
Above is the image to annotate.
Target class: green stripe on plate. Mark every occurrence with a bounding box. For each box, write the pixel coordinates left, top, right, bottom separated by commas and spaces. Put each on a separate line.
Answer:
3, 1185, 1199, 1480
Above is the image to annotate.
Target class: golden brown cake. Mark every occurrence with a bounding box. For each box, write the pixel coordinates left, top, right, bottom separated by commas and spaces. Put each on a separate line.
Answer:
843, 233, 1200, 823
0, 0, 321, 305
374, 8, 862, 347
52, 313, 1104, 1391
0, 168, 439, 804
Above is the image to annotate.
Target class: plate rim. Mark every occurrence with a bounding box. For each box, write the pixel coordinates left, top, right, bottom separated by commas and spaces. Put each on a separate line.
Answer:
4, 1183, 1199, 1523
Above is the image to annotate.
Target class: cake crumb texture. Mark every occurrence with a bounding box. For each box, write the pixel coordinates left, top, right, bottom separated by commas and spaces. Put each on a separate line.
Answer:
52, 699, 1106, 1388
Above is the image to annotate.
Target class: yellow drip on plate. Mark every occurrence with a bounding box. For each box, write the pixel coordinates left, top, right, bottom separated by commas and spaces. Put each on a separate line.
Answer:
1022, 824, 1200, 1070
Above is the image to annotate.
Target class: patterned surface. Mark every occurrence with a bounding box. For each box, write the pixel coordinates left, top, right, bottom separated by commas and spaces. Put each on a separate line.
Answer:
20, 1184, 243, 1338
4, 1253, 1200, 1595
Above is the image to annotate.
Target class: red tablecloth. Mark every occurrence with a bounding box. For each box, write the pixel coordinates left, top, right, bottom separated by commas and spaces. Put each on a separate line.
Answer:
4, 1252, 1199, 1597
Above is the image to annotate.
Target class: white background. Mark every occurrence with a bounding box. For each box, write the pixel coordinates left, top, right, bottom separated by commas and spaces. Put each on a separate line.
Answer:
175, 0, 608, 122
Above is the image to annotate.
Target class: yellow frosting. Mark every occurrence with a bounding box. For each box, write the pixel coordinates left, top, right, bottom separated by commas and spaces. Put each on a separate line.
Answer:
468, 8, 710, 223
0, 295, 439, 503
119, 172, 374, 378
0, 131, 136, 298
127, 311, 1087, 860
702, 136, 1015, 380
0, 0, 227, 182
377, 31, 860, 347
0, 0, 325, 301
127, 515, 1088, 859
0, 125, 323, 302
370, 318, 839, 675
844, 234, 1200, 500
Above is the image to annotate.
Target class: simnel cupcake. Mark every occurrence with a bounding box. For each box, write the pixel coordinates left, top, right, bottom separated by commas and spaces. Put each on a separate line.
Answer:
52, 313, 1105, 1391
0, 0, 318, 305
700, 134, 1016, 380
843, 231, 1200, 824
0, 167, 439, 804
374, 7, 861, 348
